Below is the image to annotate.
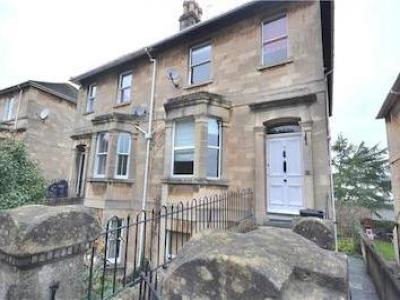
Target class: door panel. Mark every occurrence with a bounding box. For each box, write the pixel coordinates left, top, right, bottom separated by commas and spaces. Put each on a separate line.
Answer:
266, 134, 304, 214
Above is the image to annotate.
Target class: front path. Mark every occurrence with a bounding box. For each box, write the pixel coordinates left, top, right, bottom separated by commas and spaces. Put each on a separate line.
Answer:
348, 255, 379, 300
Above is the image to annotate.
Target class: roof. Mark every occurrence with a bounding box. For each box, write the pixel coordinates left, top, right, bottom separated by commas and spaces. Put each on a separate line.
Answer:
71, 0, 334, 113
0, 80, 78, 104
377, 73, 400, 119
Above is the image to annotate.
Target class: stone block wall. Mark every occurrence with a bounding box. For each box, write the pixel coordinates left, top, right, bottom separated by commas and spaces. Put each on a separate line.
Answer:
0, 205, 101, 300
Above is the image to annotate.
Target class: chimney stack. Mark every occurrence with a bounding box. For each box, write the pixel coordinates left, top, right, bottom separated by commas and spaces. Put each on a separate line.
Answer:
179, 0, 203, 31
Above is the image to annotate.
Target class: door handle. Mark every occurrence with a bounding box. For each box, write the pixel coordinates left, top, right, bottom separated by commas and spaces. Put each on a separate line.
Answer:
283, 161, 287, 173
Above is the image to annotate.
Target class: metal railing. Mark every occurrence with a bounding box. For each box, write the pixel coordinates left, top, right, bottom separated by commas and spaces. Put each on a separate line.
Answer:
85, 188, 253, 299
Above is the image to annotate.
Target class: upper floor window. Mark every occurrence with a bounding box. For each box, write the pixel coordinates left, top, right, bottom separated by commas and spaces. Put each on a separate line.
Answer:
207, 119, 221, 178
86, 84, 96, 113
189, 43, 212, 84
173, 119, 195, 176
115, 133, 131, 179
3, 97, 15, 121
117, 72, 132, 104
94, 132, 108, 177
262, 16, 288, 65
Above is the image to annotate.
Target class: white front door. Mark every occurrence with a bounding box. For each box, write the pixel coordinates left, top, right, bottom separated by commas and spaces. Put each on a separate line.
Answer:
266, 133, 304, 214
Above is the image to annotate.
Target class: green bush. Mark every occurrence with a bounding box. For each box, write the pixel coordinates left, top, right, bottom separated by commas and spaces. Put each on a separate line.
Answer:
338, 238, 358, 254
0, 138, 46, 210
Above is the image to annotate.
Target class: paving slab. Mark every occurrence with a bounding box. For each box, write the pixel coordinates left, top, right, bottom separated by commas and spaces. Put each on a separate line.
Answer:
348, 256, 379, 300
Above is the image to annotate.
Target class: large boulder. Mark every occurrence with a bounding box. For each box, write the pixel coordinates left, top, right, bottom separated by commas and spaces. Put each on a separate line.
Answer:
292, 217, 335, 250
160, 227, 348, 299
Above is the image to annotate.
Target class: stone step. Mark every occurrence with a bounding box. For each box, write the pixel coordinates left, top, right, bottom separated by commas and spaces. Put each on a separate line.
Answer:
263, 213, 296, 228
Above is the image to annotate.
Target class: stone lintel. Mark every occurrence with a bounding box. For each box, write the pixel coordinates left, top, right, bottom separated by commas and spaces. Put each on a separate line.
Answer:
164, 91, 232, 112
249, 94, 317, 111
91, 112, 140, 125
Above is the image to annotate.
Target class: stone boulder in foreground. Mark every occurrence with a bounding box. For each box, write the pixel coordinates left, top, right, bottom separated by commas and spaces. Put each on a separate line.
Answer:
160, 227, 348, 300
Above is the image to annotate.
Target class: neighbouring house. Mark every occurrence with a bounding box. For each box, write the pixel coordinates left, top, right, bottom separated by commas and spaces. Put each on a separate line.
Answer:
377, 73, 400, 225
69, 0, 334, 261
0, 80, 78, 188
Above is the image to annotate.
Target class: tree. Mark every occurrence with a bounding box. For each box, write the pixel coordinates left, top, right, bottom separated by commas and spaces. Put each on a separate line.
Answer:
0, 138, 46, 210
332, 134, 392, 211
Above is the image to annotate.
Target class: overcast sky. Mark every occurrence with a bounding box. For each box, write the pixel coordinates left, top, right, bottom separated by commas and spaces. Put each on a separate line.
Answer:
0, 0, 399, 147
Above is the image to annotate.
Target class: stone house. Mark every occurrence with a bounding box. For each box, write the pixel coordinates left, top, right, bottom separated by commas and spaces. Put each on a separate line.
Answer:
377, 73, 400, 226
0, 80, 78, 184
69, 0, 334, 260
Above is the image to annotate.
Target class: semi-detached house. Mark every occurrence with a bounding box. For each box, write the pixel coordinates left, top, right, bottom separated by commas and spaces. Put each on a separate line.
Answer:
69, 0, 334, 261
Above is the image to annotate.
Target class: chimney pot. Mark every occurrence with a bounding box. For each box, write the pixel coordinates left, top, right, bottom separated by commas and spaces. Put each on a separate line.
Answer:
179, 0, 203, 31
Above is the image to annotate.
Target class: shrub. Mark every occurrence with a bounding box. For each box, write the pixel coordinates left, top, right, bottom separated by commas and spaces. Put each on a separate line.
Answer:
0, 138, 46, 210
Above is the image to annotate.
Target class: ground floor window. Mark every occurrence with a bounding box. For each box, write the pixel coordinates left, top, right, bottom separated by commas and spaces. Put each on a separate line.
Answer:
173, 120, 195, 175
207, 119, 221, 178
94, 132, 109, 177
115, 133, 131, 178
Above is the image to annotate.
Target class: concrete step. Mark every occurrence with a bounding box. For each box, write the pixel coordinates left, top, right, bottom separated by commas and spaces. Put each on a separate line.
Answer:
263, 214, 296, 228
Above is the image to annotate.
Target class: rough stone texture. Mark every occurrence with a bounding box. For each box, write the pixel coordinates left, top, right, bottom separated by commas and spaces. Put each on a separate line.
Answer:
0, 205, 101, 300
292, 217, 335, 250
229, 218, 258, 233
160, 227, 348, 299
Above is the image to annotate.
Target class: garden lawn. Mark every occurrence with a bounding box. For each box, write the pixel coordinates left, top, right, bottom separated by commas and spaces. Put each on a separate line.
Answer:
373, 240, 396, 261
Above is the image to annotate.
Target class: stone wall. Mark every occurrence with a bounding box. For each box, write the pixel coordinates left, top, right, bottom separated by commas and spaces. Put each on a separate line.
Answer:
0, 205, 101, 300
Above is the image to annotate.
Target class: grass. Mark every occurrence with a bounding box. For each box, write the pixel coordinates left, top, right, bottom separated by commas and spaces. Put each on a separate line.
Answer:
373, 240, 396, 262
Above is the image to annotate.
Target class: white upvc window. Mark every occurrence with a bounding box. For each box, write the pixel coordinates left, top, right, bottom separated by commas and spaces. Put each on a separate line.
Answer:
3, 97, 16, 121
115, 133, 131, 179
86, 84, 96, 113
189, 43, 212, 85
262, 15, 288, 65
106, 217, 123, 264
172, 119, 195, 176
117, 72, 132, 104
94, 132, 109, 178
207, 119, 221, 179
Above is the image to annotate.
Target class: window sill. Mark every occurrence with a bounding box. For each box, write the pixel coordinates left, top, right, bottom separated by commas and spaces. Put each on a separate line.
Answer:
163, 177, 229, 187
113, 101, 131, 109
88, 177, 135, 184
257, 58, 293, 72
183, 80, 213, 90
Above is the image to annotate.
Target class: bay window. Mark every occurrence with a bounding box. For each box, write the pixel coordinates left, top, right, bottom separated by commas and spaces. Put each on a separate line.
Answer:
262, 16, 288, 65
115, 133, 131, 179
207, 119, 221, 178
173, 120, 195, 176
94, 132, 108, 177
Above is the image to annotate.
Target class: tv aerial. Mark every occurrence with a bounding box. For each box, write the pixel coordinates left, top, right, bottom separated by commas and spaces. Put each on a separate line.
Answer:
39, 108, 50, 121
166, 68, 180, 88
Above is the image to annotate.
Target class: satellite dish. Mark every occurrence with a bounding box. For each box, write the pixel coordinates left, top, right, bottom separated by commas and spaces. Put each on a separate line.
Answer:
166, 68, 180, 87
132, 106, 147, 117
39, 108, 49, 120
